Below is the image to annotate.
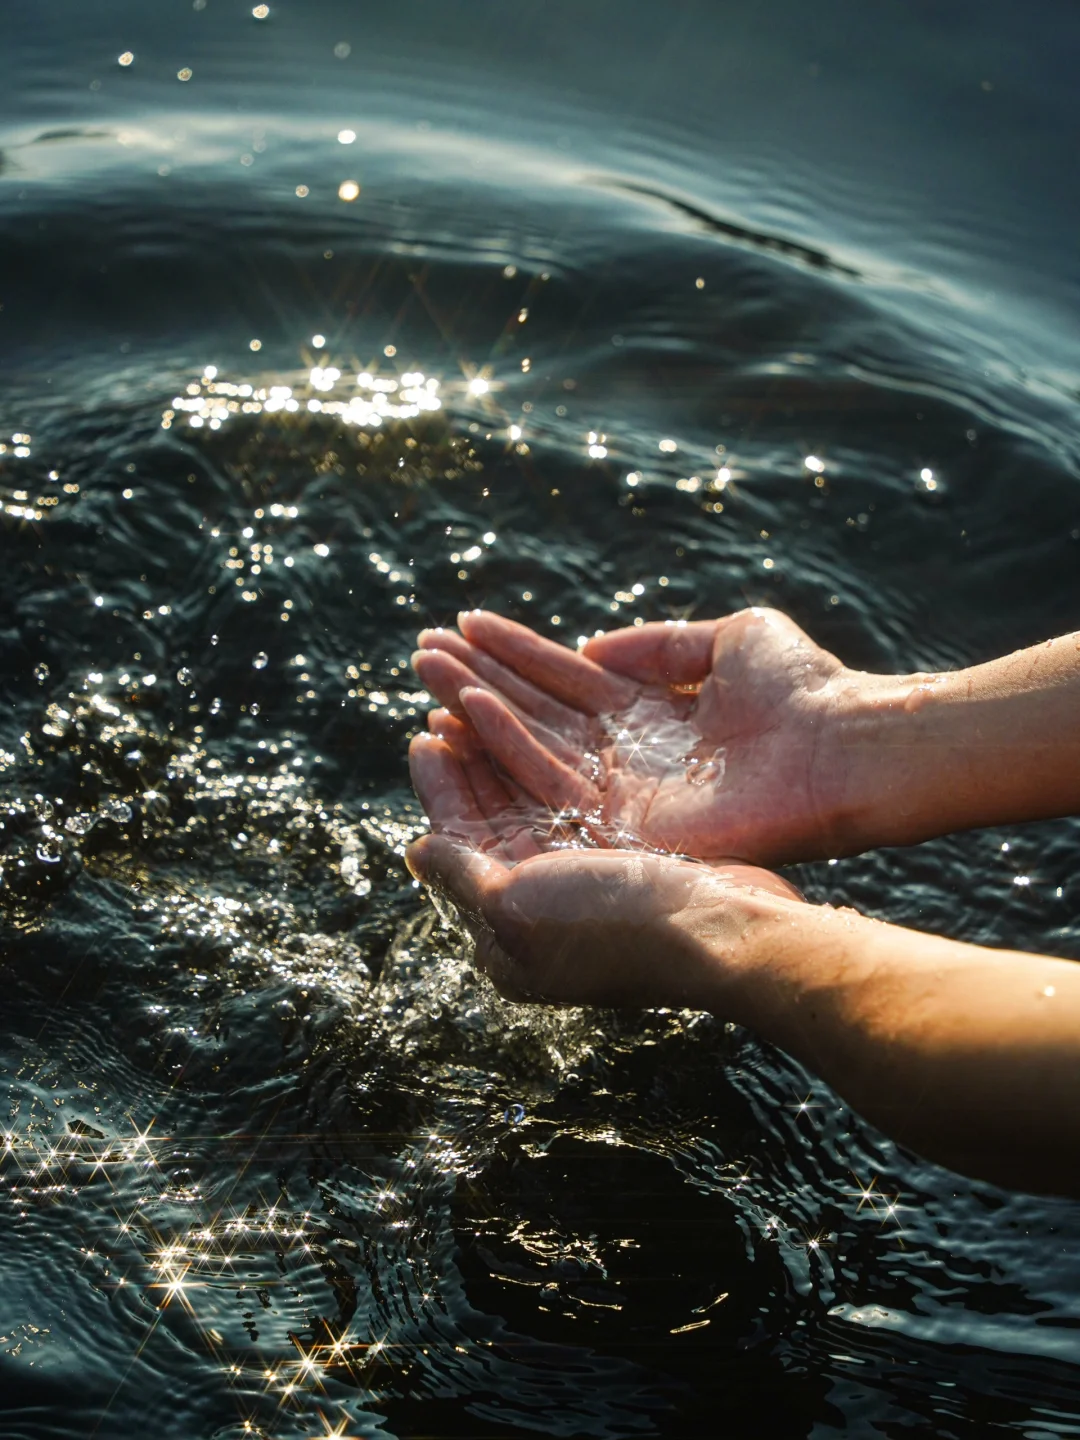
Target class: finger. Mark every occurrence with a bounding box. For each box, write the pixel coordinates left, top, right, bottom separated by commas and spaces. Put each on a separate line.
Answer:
583, 619, 719, 686
408, 732, 496, 846
427, 710, 542, 863
405, 833, 507, 931
704, 859, 805, 901
474, 929, 534, 1002
412, 649, 482, 716
426, 705, 460, 734
427, 707, 484, 762
460, 687, 600, 815
417, 627, 588, 734
458, 610, 637, 714
413, 649, 581, 764
427, 708, 515, 815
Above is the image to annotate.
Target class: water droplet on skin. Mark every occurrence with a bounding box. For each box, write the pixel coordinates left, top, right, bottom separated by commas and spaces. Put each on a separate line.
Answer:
683, 751, 726, 788
903, 676, 944, 713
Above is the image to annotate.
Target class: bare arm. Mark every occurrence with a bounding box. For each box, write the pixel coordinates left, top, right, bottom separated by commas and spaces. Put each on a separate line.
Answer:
846, 631, 1080, 849
710, 895, 1080, 1196
408, 829, 1080, 1198
407, 702, 1080, 1199
414, 611, 1080, 865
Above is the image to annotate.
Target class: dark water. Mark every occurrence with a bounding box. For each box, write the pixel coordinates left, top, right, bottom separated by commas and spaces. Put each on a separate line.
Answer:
2, 3, 1080, 1436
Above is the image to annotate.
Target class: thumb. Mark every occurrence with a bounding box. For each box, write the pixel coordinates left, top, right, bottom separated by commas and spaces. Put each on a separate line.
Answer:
584, 620, 718, 685
406, 833, 506, 932
473, 929, 537, 1002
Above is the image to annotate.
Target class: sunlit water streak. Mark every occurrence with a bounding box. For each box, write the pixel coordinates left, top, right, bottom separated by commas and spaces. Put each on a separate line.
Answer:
2, 352, 1079, 1437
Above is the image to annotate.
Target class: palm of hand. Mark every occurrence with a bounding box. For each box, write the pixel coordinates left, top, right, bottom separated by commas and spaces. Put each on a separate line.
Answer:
414, 607, 850, 864
407, 711, 801, 1008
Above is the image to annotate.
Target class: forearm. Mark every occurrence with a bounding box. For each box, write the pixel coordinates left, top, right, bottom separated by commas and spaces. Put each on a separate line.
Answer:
841, 631, 1080, 850
701, 895, 1080, 1196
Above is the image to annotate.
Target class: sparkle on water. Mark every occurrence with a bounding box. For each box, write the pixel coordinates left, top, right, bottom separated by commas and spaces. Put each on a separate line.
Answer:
0, 132, 1076, 1423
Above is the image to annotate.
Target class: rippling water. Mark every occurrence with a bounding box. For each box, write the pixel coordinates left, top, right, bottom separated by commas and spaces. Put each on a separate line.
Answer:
3, 3, 1080, 1436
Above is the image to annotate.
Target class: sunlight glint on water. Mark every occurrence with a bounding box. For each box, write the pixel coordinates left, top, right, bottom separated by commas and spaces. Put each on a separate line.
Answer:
2, 1, 1080, 1434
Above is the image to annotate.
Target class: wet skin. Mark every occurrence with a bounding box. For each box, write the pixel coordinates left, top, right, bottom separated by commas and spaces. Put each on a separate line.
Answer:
408, 610, 1080, 1196
414, 608, 1080, 865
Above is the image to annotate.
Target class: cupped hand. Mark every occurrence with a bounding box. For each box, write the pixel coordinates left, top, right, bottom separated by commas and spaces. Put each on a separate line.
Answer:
407, 709, 801, 1009
412, 607, 882, 866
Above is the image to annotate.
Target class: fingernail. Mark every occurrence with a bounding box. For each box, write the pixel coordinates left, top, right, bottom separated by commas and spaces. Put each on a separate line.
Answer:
457, 609, 482, 629
410, 733, 448, 766
404, 840, 427, 882
416, 628, 442, 646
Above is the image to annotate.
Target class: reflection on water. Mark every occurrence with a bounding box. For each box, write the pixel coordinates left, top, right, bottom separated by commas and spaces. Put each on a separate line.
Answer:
3, 1, 1080, 1434
2, 374, 1080, 1436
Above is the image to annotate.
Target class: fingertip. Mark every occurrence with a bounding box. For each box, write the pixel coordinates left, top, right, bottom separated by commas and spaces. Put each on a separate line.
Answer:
410, 649, 446, 685
409, 731, 459, 788
416, 627, 455, 650
407, 730, 445, 773
580, 632, 633, 675
404, 834, 431, 882
412, 646, 462, 678
428, 708, 479, 759
459, 685, 501, 720
405, 832, 460, 889
408, 831, 505, 908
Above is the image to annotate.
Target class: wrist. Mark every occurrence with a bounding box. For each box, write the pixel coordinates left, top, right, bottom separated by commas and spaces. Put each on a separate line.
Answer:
685, 880, 814, 1023
828, 633, 1080, 850
701, 892, 890, 1054
824, 668, 956, 852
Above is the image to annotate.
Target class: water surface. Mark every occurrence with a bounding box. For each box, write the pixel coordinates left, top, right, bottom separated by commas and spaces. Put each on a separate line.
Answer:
2, 3, 1080, 1436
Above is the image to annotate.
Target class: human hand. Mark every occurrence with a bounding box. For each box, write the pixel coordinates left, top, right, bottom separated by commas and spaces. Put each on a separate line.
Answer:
411, 638, 1080, 1200
413, 607, 886, 866
407, 708, 801, 1009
